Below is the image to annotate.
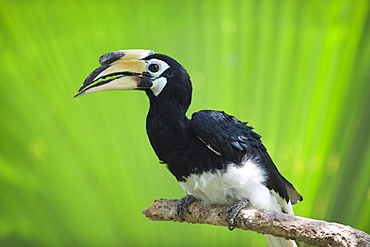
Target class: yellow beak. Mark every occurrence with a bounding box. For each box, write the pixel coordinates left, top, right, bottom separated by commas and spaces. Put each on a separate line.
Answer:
75, 49, 154, 98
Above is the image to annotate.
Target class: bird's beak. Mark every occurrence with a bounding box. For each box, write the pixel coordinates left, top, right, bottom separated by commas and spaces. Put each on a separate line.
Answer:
74, 49, 154, 98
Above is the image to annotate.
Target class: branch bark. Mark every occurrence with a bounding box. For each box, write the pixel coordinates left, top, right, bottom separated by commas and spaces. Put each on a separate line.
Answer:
142, 198, 370, 247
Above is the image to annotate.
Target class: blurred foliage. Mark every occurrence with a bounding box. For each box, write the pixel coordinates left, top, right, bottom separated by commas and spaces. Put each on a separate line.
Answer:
1, 0, 369, 246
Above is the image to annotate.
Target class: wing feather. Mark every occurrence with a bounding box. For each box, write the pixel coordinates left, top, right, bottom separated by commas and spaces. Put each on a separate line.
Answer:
190, 110, 302, 204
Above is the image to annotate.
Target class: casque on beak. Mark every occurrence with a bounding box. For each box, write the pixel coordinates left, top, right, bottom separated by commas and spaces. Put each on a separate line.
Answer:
74, 49, 154, 98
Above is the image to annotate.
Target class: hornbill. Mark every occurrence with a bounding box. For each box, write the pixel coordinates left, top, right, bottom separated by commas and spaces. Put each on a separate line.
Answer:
75, 49, 302, 247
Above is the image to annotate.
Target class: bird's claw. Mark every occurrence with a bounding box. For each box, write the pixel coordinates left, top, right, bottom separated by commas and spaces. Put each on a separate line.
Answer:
218, 199, 250, 230
177, 194, 196, 221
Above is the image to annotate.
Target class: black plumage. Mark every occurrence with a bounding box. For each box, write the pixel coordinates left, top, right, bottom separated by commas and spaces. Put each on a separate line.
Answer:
191, 110, 298, 205
143, 54, 300, 203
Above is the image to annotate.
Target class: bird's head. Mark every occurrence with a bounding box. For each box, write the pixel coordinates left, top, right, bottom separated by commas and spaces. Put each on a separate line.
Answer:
75, 49, 192, 109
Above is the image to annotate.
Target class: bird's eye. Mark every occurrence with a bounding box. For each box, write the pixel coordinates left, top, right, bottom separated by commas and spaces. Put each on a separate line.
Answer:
146, 58, 170, 78
148, 63, 160, 73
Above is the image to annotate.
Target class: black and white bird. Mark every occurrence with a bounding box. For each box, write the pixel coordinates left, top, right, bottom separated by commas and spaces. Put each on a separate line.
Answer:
75, 49, 302, 247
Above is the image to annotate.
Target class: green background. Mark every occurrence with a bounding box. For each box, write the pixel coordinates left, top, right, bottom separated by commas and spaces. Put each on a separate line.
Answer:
1, 0, 369, 246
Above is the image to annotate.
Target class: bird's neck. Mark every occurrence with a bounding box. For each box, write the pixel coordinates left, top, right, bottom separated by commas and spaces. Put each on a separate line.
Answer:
146, 98, 190, 162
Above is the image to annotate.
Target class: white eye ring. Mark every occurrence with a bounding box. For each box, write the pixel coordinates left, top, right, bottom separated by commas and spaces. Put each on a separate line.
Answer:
146, 59, 170, 79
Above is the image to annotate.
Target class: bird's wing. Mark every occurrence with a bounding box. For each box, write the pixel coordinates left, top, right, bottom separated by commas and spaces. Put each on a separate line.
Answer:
190, 110, 302, 205
190, 110, 262, 161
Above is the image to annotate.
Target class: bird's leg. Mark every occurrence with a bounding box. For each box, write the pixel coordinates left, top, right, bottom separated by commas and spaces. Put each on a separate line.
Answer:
218, 199, 250, 230
177, 194, 197, 221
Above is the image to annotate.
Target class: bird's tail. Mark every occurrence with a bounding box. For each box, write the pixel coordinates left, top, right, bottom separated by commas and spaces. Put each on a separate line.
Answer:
264, 234, 297, 247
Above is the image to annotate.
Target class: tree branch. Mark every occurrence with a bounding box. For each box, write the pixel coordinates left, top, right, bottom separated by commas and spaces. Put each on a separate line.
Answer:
142, 198, 370, 247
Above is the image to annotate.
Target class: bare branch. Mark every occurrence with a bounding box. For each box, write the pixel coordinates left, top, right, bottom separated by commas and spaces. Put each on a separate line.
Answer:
142, 199, 370, 247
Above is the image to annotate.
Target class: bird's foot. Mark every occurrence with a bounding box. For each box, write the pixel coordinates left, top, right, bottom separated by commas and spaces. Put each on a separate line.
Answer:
177, 194, 196, 221
218, 199, 250, 231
